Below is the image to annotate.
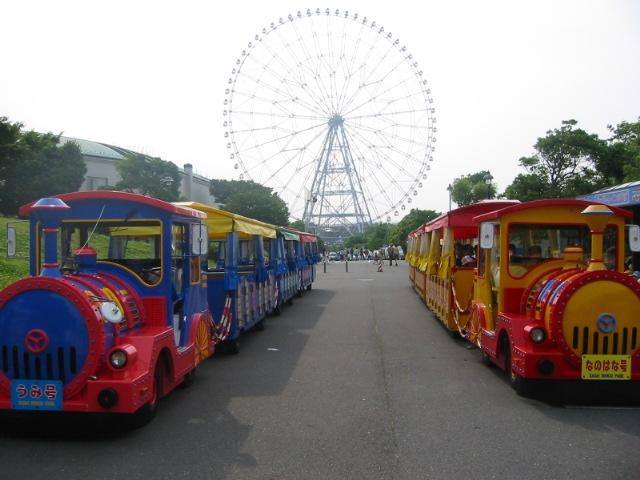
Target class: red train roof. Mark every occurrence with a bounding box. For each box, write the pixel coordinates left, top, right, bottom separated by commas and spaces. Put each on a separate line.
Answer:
19, 191, 206, 219
474, 198, 633, 222
424, 200, 520, 233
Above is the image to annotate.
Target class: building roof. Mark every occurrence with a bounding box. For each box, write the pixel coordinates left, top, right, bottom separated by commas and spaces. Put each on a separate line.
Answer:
59, 135, 212, 183
59, 136, 124, 160
580, 181, 640, 207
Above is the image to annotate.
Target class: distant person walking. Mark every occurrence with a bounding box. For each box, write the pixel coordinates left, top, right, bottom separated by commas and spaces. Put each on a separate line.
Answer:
374, 250, 383, 272
389, 244, 399, 267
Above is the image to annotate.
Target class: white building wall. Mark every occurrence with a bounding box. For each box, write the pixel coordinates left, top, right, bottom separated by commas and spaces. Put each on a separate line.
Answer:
80, 151, 217, 205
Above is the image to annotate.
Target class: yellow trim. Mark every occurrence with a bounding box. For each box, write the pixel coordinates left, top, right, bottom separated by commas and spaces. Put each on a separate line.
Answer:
97, 260, 162, 288
190, 256, 201, 285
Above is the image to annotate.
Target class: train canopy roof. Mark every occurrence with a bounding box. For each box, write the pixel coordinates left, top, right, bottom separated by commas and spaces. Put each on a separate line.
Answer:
175, 201, 277, 238
278, 227, 317, 243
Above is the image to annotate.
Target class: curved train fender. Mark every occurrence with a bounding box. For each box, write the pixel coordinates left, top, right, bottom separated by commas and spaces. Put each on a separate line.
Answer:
188, 311, 216, 366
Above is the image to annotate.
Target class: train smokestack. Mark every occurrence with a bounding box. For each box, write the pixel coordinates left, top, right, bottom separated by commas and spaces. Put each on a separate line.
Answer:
31, 197, 70, 277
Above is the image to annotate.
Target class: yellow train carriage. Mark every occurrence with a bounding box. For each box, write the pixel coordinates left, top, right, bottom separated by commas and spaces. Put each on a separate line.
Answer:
419, 201, 518, 333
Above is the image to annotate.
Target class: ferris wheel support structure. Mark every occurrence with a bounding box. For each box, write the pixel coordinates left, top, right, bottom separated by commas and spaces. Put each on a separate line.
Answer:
303, 114, 372, 234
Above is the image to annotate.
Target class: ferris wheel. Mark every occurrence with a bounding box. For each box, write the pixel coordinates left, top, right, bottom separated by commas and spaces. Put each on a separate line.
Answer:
224, 8, 436, 234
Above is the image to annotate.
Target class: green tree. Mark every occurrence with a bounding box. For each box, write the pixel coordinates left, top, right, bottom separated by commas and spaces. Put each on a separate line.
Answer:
113, 153, 181, 201
608, 118, 640, 182
344, 232, 367, 249
364, 223, 393, 250
289, 220, 306, 231
388, 208, 440, 250
502, 170, 549, 202
211, 179, 290, 225
503, 120, 607, 201
0, 117, 86, 215
451, 170, 497, 206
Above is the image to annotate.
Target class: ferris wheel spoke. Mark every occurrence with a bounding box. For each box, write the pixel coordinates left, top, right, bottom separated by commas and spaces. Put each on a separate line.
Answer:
260, 88, 329, 119
341, 70, 417, 118
234, 70, 306, 115
258, 37, 331, 118
324, 16, 339, 110
344, 128, 399, 218
343, 42, 397, 111
348, 121, 428, 153
338, 34, 394, 113
251, 33, 315, 99
348, 105, 434, 121
289, 23, 336, 116
309, 36, 338, 112
235, 120, 326, 156
257, 125, 328, 186
347, 126, 417, 203
232, 109, 325, 121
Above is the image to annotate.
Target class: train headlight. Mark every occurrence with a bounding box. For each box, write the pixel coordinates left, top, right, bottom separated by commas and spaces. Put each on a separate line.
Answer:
529, 327, 546, 343
107, 344, 137, 371
110, 349, 128, 369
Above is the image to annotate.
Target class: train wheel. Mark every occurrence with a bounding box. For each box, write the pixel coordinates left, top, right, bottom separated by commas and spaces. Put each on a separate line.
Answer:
130, 361, 163, 428
254, 318, 266, 331
181, 368, 196, 389
306, 283, 312, 291
273, 304, 282, 316
225, 338, 240, 355
503, 338, 526, 395
480, 350, 493, 367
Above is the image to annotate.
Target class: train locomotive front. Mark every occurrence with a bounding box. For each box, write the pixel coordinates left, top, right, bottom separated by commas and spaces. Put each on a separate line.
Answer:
0, 193, 216, 419
475, 201, 640, 388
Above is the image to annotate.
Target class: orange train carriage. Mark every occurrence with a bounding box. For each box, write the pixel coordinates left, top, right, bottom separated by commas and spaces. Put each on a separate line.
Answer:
408, 198, 640, 393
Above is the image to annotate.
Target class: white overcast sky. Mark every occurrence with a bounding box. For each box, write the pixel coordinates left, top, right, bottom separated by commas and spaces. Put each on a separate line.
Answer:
1, 0, 638, 215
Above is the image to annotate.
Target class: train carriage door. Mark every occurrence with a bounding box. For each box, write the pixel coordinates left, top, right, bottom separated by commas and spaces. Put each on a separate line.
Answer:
171, 223, 187, 346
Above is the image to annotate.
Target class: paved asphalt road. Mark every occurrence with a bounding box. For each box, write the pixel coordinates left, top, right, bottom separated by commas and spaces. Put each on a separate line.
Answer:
1, 261, 639, 479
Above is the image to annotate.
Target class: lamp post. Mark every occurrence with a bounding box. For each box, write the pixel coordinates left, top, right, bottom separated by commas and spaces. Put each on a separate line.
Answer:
483, 174, 492, 199
304, 196, 317, 232
447, 184, 452, 212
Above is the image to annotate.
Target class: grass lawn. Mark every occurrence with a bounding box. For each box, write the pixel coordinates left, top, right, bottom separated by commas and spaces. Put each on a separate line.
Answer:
0, 216, 30, 290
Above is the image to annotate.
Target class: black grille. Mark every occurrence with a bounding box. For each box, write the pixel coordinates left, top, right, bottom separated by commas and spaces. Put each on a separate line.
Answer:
1, 345, 78, 383
571, 327, 638, 355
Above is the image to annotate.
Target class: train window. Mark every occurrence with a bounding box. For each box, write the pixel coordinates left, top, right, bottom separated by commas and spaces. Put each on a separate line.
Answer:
263, 238, 271, 265
239, 239, 255, 265
603, 226, 618, 270
508, 224, 618, 277
208, 240, 226, 270
171, 224, 186, 297
60, 220, 162, 285
286, 240, 296, 260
